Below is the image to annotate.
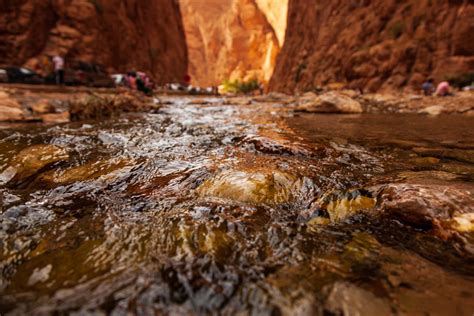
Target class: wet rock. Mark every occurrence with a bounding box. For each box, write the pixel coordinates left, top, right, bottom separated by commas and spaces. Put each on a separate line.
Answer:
253, 92, 295, 104
223, 97, 253, 105
0, 145, 69, 186
197, 169, 303, 206
0, 92, 25, 121
451, 213, 474, 233
413, 147, 474, 164
241, 134, 313, 156
30, 100, 55, 114
357, 93, 402, 112
343, 232, 382, 263
323, 282, 392, 316
69, 93, 153, 121
418, 105, 445, 116
36, 159, 132, 186
409, 157, 440, 165
0, 105, 25, 122
379, 183, 474, 234
397, 170, 461, 182
296, 92, 363, 114
309, 189, 377, 224
41, 112, 70, 124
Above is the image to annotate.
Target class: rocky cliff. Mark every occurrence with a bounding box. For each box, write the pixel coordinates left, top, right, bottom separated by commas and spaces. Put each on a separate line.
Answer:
0, 0, 188, 84
270, 0, 474, 93
255, 0, 288, 47
180, 0, 283, 86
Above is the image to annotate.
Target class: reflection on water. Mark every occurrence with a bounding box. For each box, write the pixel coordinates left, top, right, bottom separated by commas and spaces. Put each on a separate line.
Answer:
0, 98, 473, 315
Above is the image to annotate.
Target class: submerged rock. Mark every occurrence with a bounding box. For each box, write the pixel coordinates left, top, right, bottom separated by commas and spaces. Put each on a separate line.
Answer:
197, 169, 303, 206
308, 189, 377, 225
241, 134, 313, 156
413, 147, 474, 164
0, 145, 69, 186
323, 282, 392, 316
36, 159, 132, 186
379, 183, 474, 235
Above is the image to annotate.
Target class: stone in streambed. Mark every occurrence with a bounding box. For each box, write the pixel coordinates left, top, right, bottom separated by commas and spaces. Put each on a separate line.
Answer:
0, 145, 69, 186
0, 92, 26, 121
197, 168, 303, 206
30, 100, 55, 114
308, 189, 377, 226
323, 282, 392, 316
296, 92, 363, 114
35, 159, 132, 186
41, 112, 70, 124
379, 183, 474, 235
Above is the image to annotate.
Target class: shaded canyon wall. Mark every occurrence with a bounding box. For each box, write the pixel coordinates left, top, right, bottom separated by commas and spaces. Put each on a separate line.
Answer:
0, 0, 188, 84
180, 0, 288, 87
270, 0, 474, 93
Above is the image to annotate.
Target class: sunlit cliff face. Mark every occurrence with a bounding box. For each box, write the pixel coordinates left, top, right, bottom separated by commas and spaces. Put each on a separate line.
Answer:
180, 0, 288, 87
255, 0, 288, 47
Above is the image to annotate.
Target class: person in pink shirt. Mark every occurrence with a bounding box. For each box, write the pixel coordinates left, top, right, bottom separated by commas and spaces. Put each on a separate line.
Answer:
52, 55, 65, 85
435, 81, 452, 96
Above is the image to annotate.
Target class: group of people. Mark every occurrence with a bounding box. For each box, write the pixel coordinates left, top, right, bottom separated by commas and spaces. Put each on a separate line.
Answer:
421, 78, 452, 97
120, 71, 154, 95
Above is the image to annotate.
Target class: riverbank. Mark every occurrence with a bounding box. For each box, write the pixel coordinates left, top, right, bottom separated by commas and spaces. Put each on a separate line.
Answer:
1, 84, 473, 127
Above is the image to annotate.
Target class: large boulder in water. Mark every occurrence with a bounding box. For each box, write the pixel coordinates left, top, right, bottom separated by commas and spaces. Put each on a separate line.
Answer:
307, 189, 377, 226
379, 183, 474, 235
197, 169, 304, 206
296, 92, 363, 114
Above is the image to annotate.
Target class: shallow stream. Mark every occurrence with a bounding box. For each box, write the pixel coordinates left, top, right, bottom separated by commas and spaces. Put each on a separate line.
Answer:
1, 97, 473, 315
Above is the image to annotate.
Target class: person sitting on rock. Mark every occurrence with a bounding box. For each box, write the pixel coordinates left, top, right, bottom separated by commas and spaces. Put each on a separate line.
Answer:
136, 74, 152, 95
435, 81, 452, 97
421, 78, 435, 96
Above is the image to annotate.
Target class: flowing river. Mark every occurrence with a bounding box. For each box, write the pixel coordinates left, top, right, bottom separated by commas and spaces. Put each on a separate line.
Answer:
1, 96, 473, 315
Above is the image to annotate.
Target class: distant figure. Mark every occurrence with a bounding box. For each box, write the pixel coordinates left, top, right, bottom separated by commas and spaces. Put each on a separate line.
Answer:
136, 73, 152, 95
435, 81, 452, 97
421, 78, 435, 96
127, 71, 137, 90
53, 55, 65, 85
183, 74, 191, 86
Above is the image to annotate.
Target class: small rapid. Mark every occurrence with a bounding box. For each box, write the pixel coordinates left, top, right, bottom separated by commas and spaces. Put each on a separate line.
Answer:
1, 96, 473, 315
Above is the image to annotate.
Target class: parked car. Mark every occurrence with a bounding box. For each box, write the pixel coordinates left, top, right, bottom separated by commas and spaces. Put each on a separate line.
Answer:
0, 66, 43, 84
45, 61, 115, 88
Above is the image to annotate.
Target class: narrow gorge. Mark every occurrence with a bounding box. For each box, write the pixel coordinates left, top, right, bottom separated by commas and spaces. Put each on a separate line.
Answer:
179, 0, 288, 86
